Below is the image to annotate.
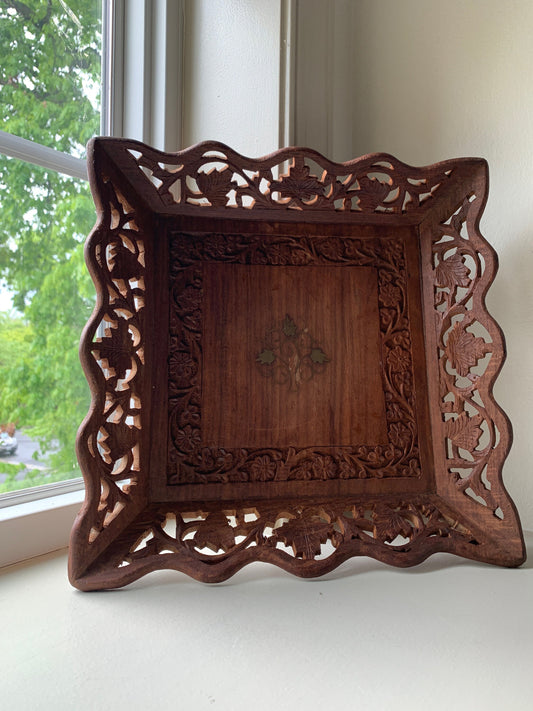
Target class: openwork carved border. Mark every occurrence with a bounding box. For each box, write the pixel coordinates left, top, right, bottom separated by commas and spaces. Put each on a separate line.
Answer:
74, 174, 147, 549
69, 139, 525, 590
432, 191, 516, 522
75, 495, 487, 590
167, 232, 421, 485
123, 142, 452, 215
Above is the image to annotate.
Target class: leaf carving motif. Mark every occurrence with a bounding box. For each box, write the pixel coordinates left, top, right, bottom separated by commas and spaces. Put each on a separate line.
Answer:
435, 252, 470, 290
270, 163, 324, 202
356, 176, 391, 210
446, 324, 489, 377
273, 517, 336, 559
124, 143, 452, 216
196, 168, 236, 207
432, 193, 511, 515
106, 241, 144, 280
100, 421, 139, 461
193, 512, 236, 553
93, 321, 134, 379
446, 413, 483, 451
282, 314, 298, 337
372, 505, 413, 543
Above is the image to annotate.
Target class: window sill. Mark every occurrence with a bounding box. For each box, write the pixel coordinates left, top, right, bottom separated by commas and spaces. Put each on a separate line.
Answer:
0, 488, 84, 569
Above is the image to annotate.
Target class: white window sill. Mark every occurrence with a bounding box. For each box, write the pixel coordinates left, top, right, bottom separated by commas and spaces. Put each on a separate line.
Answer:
0, 533, 532, 710
0, 489, 84, 569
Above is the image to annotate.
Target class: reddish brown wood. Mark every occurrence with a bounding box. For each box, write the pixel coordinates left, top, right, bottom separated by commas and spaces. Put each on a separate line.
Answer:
68, 139, 525, 590
201, 263, 387, 449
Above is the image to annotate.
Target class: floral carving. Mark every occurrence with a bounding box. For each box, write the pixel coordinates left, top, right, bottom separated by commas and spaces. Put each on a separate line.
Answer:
386, 346, 411, 373
174, 425, 201, 453
310, 455, 337, 480
388, 422, 412, 448
167, 232, 420, 485
249, 455, 276, 482
169, 351, 197, 387
379, 282, 402, 307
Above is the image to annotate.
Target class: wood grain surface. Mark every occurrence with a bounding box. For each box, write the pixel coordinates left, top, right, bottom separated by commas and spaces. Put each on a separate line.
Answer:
202, 262, 387, 448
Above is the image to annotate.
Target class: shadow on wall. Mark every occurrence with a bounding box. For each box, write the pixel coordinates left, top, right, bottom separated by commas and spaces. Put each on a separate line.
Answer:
485, 229, 533, 530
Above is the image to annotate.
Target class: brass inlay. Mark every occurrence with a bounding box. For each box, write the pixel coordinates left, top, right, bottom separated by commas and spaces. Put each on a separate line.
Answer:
256, 314, 329, 390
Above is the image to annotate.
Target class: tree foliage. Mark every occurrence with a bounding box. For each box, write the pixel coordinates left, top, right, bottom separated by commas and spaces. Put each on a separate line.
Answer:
0, 311, 32, 368
0, 1, 101, 478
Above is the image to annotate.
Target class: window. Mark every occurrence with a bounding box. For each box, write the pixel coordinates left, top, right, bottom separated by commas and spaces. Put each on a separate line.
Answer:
0, 0, 186, 567
0, 0, 103, 502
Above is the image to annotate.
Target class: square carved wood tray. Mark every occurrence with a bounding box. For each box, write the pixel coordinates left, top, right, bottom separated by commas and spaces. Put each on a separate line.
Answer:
69, 139, 525, 590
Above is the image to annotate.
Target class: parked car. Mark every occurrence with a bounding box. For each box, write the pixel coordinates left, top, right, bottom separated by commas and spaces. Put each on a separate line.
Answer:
0, 431, 17, 456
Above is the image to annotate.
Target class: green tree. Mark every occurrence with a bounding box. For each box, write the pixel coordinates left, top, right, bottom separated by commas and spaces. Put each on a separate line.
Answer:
0, 1, 101, 481
0, 311, 32, 370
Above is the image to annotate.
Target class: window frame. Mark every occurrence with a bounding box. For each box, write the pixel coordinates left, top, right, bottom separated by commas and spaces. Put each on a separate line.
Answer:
0, 0, 185, 568
0, 0, 108, 517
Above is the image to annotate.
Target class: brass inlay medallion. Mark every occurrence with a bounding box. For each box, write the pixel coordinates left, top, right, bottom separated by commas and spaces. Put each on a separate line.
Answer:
256, 314, 329, 390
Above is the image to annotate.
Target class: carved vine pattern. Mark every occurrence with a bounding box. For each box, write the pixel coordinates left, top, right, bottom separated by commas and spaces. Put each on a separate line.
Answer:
78, 176, 146, 543
126, 142, 450, 215
433, 195, 509, 518
88, 496, 479, 587
167, 232, 421, 485
152, 501, 473, 560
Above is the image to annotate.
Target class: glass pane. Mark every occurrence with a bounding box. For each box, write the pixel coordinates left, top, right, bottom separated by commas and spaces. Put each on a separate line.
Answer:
0, 156, 95, 493
0, 0, 102, 158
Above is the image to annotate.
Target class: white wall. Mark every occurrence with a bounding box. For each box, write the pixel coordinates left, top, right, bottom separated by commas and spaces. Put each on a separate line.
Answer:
182, 0, 284, 155
294, 0, 533, 528
293, 0, 354, 159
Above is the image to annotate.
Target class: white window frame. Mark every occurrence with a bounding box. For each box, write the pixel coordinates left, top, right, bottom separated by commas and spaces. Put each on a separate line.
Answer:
0, 0, 185, 568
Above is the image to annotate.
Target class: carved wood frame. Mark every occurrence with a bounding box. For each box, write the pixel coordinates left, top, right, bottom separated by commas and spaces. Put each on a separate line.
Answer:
69, 138, 525, 590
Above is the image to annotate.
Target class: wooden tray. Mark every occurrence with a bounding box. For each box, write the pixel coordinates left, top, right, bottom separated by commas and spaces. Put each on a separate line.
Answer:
69, 139, 525, 590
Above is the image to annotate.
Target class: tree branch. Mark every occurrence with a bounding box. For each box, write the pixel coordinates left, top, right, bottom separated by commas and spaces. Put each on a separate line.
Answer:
0, 1, 34, 20
36, 0, 53, 33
